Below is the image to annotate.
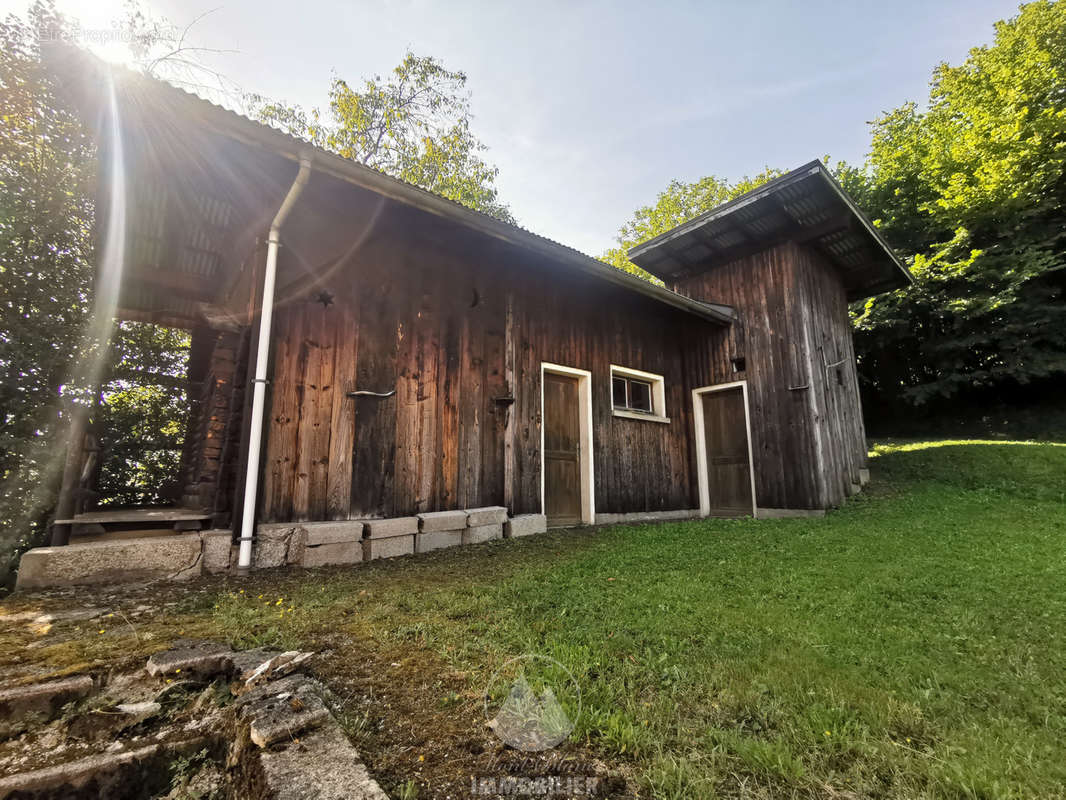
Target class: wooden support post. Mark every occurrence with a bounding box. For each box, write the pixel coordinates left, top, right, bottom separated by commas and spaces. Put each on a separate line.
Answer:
50, 404, 89, 547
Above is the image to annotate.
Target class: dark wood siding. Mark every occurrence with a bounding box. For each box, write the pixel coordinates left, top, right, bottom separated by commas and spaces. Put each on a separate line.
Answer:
259, 202, 723, 522
792, 244, 868, 506
673, 240, 867, 510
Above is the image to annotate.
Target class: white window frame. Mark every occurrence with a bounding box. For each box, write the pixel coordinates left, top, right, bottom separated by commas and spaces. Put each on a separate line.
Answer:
610, 365, 670, 424
691, 379, 757, 518
540, 363, 595, 525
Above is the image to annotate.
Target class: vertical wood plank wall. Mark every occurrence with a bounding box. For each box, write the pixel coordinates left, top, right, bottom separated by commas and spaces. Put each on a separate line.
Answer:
792, 244, 868, 506
673, 241, 867, 510
259, 207, 723, 523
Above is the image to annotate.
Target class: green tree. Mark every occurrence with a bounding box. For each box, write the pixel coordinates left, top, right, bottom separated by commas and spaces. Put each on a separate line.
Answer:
94, 322, 191, 507
601, 167, 784, 281
0, 2, 205, 585
851, 0, 1066, 411
0, 1, 96, 582
248, 52, 513, 223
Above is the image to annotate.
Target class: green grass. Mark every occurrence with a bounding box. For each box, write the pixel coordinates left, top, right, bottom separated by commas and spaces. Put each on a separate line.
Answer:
20, 439, 1065, 798
374, 439, 1065, 798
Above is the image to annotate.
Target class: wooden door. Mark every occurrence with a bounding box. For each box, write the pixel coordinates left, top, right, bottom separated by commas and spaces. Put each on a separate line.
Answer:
349, 282, 398, 519
543, 372, 582, 526
701, 387, 753, 515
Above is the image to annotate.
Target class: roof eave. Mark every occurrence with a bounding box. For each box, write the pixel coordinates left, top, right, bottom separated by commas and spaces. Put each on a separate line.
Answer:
625, 161, 913, 296
57, 50, 734, 327
197, 104, 737, 325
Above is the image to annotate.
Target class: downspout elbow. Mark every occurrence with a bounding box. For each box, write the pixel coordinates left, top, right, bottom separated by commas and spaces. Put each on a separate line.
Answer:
270, 156, 312, 238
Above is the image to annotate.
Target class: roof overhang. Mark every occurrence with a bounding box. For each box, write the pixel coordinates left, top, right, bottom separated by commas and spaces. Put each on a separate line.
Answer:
626, 161, 912, 302
45, 46, 735, 327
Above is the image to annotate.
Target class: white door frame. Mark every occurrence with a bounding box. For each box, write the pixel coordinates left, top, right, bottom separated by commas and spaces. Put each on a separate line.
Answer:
540, 362, 595, 525
692, 379, 757, 518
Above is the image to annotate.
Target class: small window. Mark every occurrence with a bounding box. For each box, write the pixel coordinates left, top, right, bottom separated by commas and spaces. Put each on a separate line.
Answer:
610, 366, 668, 423
731, 356, 746, 374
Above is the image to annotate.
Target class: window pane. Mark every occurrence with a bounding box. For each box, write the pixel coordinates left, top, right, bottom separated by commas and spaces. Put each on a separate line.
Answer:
629, 379, 652, 412
612, 376, 627, 409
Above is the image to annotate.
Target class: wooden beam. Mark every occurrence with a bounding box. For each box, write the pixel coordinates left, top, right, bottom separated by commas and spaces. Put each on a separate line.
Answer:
50, 403, 89, 546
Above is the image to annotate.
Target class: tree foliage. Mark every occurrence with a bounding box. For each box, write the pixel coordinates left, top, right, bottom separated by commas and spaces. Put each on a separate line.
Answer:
601, 167, 784, 281
0, 1, 96, 580
95, 322, 190, 507
0, 2, 202, 584
849, 0, 1066, 409
605, 1, 1065, 418
249, 52, 513, 222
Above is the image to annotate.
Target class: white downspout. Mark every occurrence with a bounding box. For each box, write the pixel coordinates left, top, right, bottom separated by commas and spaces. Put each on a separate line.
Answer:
237, 156, 312, 571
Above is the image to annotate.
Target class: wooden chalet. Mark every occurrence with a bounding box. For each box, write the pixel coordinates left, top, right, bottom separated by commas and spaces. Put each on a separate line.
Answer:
35, 50, 910, 579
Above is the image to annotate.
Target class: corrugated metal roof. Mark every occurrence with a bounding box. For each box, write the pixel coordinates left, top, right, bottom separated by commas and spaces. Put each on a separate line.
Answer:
46, 46, 736, 326
627, 161, 912, 302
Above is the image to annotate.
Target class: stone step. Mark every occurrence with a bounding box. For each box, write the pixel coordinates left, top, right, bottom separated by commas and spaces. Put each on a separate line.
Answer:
0, 675, 94, 738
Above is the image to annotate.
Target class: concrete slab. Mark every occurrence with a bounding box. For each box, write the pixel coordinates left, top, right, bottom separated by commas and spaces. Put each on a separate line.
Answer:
594, 509, 700, 525
247, 690, 330, 748
258, 720, 389, 799
364, 534, 414, 560
301, 521, 366, 546
466, 506, 507, 526
364, 517, 418, 539
416, 529, 462, 554
300, 540, 363, 568
15, 535, 203, 590
755, 508, 826, 519
504, 514, 547, 538
416, 510, 468, 532
462, 523, 503, 545
146, 640, 233, 679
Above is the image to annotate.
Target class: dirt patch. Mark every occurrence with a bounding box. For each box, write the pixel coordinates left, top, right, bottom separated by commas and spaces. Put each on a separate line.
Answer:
312, 634, 631, 798
1, 573, 635, 798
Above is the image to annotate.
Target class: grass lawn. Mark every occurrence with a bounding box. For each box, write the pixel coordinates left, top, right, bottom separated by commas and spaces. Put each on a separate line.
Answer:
2, 439, 1065, 798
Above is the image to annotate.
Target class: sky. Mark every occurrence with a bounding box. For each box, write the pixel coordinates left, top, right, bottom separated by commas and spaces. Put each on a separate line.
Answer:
8, 0, 1021, 255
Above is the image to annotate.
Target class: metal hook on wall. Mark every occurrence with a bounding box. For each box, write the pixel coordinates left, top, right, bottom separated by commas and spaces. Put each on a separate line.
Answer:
346, 389, 396, 398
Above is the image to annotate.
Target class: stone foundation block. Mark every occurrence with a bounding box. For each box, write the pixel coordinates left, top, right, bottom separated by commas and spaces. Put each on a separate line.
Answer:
15, 535, 202, 590
200, 530, 233, 574
364, 534, 414, 560
462, 523, 503, 545
300, 540, 363, 568
254, 525, 297, 569
364, 517, 418, 539
416, 510, 468, 532
465, 506, 507, 527
504, 514, 547, 538
416, 529, 462, 554
302, 521, 367, 545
